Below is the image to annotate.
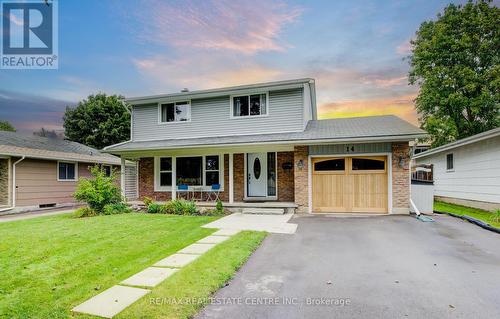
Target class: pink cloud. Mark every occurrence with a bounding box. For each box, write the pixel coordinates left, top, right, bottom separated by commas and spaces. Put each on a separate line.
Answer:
133, 53, 284, 92
129, 0, 302, 54
396, 39, 412, 55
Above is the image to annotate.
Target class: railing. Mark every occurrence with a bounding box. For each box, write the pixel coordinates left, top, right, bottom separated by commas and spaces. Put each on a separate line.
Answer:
411, 164, 433, 182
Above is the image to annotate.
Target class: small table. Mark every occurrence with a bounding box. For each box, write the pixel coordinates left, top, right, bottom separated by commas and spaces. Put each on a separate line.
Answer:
191, 186, 204, 201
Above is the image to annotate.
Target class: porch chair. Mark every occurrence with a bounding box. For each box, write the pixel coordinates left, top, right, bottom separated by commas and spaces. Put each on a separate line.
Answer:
177, 184, 190, 200
206, 184, 221, 202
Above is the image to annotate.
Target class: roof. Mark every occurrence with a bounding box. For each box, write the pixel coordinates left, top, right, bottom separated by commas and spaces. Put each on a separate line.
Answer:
104, 115, 426, 153
413, 127, 500, 159
0, 131, 121, 164
125, 78, 315, 105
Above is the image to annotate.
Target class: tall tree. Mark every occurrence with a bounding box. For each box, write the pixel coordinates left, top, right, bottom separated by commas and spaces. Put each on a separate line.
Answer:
0, 120, 16, 132
63, 93, 130, 149
33, 128, 63, 139
408, 0, 499, 147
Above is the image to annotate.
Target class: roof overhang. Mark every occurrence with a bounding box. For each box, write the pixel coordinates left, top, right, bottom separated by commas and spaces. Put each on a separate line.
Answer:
413, 127, 500, 159
104, 133, 425, 156
125, 78, 315, 105
0, 145, 121, 165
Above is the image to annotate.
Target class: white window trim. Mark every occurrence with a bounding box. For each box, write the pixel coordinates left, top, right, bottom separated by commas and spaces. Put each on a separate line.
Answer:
446, 153, 454, 172
229, 92, 269, 119
244, 152, 278, 200
154, 155, 224, 192
158, 100, 192, 124
57, 161, 78, 182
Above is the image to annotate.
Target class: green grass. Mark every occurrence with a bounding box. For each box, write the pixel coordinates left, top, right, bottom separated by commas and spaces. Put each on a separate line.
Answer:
0, 213, 218, 319
434, 201, 500, 228
117, 231, 266, 319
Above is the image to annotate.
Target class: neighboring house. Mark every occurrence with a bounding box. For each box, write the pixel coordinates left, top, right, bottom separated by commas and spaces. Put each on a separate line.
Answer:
104, 78, 426, 214
0, 131, 129, 211
414, 127, 500, 211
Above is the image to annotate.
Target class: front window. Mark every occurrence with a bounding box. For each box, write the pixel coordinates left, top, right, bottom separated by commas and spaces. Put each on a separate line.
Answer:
176, 157, 202, 186
205, 155, 220, 186
58, 162, 76, 181
232, 94, 267, 117
160, 101, 190, 123
159, 157, 172, 186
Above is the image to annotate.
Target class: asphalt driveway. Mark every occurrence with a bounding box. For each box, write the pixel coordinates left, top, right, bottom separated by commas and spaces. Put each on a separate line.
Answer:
197, 214, 500, 319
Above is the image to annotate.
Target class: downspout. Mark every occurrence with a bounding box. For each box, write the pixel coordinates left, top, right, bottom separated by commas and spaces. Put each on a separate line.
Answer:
0, 156, 25, 212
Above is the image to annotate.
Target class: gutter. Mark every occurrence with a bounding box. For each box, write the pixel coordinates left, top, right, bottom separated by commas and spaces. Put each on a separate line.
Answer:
102, 133, 427, 154
0, 156, 25, 212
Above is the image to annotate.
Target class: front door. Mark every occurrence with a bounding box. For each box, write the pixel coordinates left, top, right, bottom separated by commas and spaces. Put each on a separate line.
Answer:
247, 153, 268, 197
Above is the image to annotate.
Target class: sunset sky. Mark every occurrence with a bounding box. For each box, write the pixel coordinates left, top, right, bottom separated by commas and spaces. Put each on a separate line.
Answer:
0, 0, 469, 133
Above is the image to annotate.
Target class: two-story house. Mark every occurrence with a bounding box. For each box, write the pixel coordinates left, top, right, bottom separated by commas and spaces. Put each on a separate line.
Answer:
104, 78, 426, 214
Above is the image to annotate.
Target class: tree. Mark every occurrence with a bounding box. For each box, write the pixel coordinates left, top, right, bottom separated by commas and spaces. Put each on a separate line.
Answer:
33, 128, 63, 139
408, 0, 500, 147
0, 120, 16, 132
63, 93, 130, 149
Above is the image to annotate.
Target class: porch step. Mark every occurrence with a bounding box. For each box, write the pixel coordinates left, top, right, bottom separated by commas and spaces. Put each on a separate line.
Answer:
242, 208, 285, 215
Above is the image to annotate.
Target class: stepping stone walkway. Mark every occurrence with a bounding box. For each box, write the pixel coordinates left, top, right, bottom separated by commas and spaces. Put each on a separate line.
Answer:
72, 229, 240, 318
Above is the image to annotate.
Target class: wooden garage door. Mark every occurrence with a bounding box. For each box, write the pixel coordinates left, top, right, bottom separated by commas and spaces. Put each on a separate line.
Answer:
312, 156, 388, 213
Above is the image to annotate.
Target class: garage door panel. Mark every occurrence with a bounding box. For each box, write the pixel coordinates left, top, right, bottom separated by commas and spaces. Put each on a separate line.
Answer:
312, 174, 346, 212
312, 156, 388, 213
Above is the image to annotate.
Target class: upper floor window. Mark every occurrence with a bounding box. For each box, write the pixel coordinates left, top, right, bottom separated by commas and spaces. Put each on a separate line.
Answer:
446, 153, 454, 171
160, 101, 190, 123
232, 93, 267, 117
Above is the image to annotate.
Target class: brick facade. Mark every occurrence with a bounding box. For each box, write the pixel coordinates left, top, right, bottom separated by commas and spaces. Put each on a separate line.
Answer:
138, 157, 172, 201
293, 146, 309, 213
277, 152, 294, 202
391, 142, 410, 214
139, 153, 295, 203
233, 153, 245, 201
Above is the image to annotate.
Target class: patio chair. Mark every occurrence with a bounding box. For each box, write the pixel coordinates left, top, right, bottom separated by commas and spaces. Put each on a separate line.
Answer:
206, 184, 221, 202
177, 184, 190, 200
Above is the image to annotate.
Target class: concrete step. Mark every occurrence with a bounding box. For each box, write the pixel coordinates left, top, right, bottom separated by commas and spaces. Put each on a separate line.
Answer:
242, 207, 285, 215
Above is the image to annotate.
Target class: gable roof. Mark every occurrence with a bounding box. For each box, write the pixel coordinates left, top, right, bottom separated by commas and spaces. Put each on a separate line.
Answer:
104, 115, 426, 154
0, 131, 121, 164
125, 78, 315, 105
413, 127, 500, 159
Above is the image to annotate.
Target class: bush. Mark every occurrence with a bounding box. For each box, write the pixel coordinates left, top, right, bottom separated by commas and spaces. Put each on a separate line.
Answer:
103, 203, 132, 215
147, 202, 166, 214
73, 207, 97, 218
73, 165, 122, 214
164, 199, 198, 215
490, 210, 500, 224
143, 196, 153, 207
215, 199, 224, 214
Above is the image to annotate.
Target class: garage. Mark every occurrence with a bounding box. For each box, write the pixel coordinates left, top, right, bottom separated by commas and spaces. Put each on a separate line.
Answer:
312, 156, 388, 213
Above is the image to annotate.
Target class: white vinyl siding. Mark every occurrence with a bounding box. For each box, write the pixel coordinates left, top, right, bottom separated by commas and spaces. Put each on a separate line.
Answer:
132, 88, 304, 141
415, 135, 500, 204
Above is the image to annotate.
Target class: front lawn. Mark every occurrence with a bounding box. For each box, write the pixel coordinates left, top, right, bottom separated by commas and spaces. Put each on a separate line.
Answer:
0, 213, 219, 318
434, 201, 500, 228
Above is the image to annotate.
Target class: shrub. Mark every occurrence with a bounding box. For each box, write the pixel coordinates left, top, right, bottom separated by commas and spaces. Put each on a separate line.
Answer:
73, 165, 122, 214
143, 196, 153, 207
147, 202, 166, 214
73, 207, 97, 218
103, 203, 132, 215
164, 199, 198, 215
215, 199, 224, 214
490, 210, 500, 224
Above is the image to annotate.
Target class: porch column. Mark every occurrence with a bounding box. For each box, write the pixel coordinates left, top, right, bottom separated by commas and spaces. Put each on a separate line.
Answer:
120, 157, 126, 198
229, 153, 234, 203
172, 157, 177, 200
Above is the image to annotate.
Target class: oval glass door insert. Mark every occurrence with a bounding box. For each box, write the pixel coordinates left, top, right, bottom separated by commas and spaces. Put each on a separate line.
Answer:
253, 158, 261, 179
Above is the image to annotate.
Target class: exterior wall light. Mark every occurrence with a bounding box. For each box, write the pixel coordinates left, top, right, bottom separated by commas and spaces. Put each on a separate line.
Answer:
297, 159, 304, 170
